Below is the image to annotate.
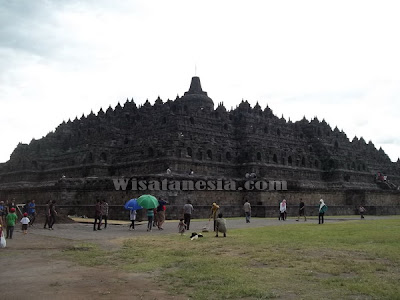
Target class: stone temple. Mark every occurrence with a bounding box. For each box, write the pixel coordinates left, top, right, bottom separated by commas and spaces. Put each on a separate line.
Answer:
0, 77, 399, 219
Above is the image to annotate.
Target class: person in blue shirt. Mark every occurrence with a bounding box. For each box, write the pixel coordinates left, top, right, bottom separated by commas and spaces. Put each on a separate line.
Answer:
28, 199, 36, 226
0, 201, 5, 227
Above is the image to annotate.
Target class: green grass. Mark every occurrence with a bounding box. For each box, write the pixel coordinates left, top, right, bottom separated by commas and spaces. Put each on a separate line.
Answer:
63, 218, 400, 299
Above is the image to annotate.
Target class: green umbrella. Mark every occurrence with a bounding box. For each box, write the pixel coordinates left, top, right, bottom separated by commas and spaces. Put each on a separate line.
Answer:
137, 194, 159, 209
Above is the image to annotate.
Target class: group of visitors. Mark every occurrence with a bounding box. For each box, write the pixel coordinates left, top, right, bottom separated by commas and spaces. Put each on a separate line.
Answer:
127, 199, 168, 232
242, 198, 329, 224
1, 196, 369, 244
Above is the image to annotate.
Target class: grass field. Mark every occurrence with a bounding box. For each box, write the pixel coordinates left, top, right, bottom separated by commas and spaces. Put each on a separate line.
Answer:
63, 218, 400, 299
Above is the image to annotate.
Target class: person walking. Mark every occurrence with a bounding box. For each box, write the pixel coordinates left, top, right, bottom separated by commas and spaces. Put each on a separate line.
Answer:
147, 209, 154, 232
243, 199, 251, 223
359, 206, 366, 219
6, 208, 17, 239
101, 200, 109, 229
296, 198, 306, 221
43, 200, 51, 229
20, 212, 30, 234
93, 199, 102, 231
129, 209, 136, 230
156, 199, 168, 230
48, 200, 57, 230
183, 200, 194, 230
279, 199, 287, 221
318, 199, 328, 224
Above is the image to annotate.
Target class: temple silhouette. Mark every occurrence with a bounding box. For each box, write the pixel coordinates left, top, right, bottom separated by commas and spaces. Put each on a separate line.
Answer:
0, 77, 399, 218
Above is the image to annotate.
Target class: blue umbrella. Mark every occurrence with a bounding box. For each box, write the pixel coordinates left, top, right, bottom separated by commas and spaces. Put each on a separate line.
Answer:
124, 199, 143, 210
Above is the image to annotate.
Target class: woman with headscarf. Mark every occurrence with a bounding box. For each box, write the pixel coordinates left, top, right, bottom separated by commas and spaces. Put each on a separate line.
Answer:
318, 199, 328, 224
279, 199, 287, 220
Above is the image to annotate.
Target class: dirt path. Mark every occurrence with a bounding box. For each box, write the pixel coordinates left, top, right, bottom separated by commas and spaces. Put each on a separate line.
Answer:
0, 216, 394, 299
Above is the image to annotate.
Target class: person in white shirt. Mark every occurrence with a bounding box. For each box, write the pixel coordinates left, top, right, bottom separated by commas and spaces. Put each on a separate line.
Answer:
20, 213, 30, 234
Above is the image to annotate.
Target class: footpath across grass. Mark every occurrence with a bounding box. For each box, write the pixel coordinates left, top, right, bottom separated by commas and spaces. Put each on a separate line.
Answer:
64, 218, 400, 299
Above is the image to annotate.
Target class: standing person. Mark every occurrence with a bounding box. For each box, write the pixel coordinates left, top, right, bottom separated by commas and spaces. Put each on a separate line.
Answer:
147, 209, 154, 232
318, 199, 328, 224
279, 199, 287, 221
209, 203, 220, 232
93, 199, 102, 231
101, 200, 109, 229
48, 200, 57, 230
6, 208, 17, 239
243, 199, 251, 223
215, 213, 227, 237
359, 206, 366, 219
20, 212, 30, 234
43, 200, 51, 229
8, 199, 16, 215
0, 201, 5, 227
178, 218, 186, 236
27, 199, 36, 227
296, 198, 307, 221
156, 199, 168, 230
183, 200, 194, 230
129, 210, 136, 230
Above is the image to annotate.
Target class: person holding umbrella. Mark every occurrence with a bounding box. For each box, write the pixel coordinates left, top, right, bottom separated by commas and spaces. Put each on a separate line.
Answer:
129, 210, 136, 230
124, 198, 143, 230
136, 195, 160, 232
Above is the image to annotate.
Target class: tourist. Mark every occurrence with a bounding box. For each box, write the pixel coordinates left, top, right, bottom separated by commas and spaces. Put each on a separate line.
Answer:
157, 199, 168, 230
0, 201, 5, 227
48, 200, 57, 230
8, 199, 16, 214
93, 199, 102, 231
152, 208, 158, 228
243, 199, 251, 223
20, 212, 30, 234
209, 202, 220, 231
296, 198, 306, 221
183, 200, 194, 230
359, 206, 366, 219
43, 200, 51, 229
147, 209, 154, 232
189, 169, 194, 175
101, 200, 109, 229
6, 207, 17, 239
279, 199, 287, 221
27, 199, 36, 226
166, 167, 172, 175
215, 213, 227, 237
178, 218, 186, 236
129, 209, 136, 230
318, 199, 327, 224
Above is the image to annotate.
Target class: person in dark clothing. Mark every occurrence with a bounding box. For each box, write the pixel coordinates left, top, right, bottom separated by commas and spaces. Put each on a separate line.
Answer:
93, 199, 102, 231
48, 200, 57, 230
296, 198, 306, 221
43, 200, 51, 229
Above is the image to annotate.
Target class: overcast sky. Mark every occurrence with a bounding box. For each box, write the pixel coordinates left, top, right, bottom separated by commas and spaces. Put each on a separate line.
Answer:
1, 0, 399, 163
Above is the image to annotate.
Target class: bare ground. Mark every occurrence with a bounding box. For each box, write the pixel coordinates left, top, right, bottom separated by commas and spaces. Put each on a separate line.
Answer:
0, 215, 393, 299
